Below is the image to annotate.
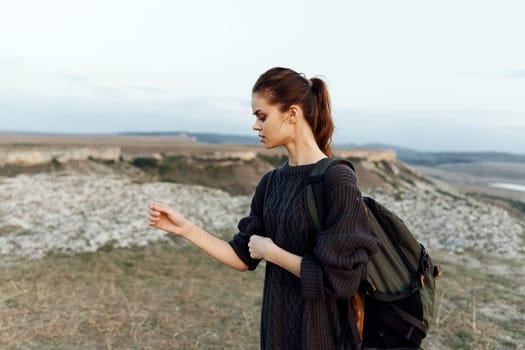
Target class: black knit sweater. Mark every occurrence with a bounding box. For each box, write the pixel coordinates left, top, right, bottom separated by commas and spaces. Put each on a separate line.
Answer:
229, 160, 379, 350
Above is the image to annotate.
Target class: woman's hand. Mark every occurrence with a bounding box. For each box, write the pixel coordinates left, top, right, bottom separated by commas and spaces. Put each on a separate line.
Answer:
148, 202, 192, 237
248, 235, 276, 260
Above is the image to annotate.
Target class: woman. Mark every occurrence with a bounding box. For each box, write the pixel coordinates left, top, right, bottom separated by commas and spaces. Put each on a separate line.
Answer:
148, 67, 379, 349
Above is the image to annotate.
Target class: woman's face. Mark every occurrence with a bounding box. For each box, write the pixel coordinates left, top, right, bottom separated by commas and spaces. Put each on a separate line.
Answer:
251, 93, 292, 149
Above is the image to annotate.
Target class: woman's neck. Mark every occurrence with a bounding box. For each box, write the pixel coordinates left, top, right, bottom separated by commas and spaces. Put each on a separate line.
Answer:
285, 138, 327, 166
279, 114, 329, 166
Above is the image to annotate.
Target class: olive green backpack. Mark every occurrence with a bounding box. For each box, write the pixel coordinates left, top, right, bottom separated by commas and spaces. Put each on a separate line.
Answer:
306, 158, 442, 349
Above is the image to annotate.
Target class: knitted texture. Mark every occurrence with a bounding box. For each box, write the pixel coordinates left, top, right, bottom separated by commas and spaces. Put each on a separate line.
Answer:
230, 160, 379, 350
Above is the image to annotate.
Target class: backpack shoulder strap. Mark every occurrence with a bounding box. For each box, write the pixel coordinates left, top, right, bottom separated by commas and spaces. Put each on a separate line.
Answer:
305, 158, 355, 232
305, 158, 363, 349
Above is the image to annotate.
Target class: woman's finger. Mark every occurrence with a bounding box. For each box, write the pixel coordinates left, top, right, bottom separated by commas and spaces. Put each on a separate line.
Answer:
150, 202, 173, 216
149, 202, 166, 211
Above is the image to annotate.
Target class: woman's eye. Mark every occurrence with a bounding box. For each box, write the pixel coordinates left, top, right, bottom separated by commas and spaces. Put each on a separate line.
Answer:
259, 116, 267, 122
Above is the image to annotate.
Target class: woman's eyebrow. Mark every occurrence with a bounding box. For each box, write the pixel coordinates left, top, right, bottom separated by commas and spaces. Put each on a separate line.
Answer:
253, 109, 262, 116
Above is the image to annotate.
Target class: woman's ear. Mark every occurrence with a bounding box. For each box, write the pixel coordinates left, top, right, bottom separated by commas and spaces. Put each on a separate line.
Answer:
287, 105, 300, 124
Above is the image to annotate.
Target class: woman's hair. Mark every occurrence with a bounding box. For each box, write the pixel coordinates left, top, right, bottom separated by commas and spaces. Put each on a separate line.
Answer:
252, 67, 335, 157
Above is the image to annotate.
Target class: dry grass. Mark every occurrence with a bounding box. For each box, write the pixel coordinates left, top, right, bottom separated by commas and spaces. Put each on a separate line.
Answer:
0, 244, 264, 349
1, 244, 524, 349
423, 251, 525, 350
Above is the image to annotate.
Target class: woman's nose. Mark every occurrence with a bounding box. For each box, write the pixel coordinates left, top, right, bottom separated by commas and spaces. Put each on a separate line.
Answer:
252, 120, 261, 131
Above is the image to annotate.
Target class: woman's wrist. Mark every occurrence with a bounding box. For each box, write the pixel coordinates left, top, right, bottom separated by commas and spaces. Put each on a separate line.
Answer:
265, 242, 302, 278
178, 221, 195, 239
265, 242, 281, 264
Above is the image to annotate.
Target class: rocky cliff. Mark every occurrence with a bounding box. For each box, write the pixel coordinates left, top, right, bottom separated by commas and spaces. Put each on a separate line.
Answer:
0, 147, 121, 167
0, 146, 401, 195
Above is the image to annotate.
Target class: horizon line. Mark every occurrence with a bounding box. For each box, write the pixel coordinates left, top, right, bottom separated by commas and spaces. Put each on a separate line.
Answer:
1, 129, 524, 156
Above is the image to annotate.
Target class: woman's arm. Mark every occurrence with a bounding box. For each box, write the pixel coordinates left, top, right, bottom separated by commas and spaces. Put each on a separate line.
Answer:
149, 202, 248, 272
248, 235, 302, 278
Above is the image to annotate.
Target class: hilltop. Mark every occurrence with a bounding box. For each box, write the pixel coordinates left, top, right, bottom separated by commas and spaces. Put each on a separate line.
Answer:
0, 134, 408, 195
0, 134, 524, 349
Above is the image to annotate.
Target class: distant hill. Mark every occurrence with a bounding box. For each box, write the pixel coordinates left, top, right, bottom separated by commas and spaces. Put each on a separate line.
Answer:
4, 130, 524, 166
398, 151, 525, 166
120, 131, 259, 145
125, 132, 525, 166
351, 143, 525, 166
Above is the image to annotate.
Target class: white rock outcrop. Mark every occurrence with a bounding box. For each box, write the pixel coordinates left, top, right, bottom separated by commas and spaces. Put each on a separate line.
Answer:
367, 190, 525, 258
0, 173, 250, 263
336, 149, 397, 162
0, 147, 121, 167
194, 151, 258, 161
0, 171, 523, 264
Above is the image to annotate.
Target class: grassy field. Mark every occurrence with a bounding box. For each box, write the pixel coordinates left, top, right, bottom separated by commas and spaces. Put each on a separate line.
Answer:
0, 243, 264, 350
1, 242, 524, 349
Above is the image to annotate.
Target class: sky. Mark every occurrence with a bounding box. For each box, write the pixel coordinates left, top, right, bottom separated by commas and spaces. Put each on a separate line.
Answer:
1, 0, 524, 153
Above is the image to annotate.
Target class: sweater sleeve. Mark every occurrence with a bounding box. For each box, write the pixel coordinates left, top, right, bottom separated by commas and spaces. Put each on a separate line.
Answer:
229, 171, 271, 271
301, 164, 380, 300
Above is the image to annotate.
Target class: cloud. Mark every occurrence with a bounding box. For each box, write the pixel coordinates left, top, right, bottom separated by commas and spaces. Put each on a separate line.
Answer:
129, 86, 169, 94
206, 97, 249, 113
457, 69, 525, 79
1, 65, 170, 101
503, 70, 525, 79
0, 55, 24, 65
332, 108, 525, 153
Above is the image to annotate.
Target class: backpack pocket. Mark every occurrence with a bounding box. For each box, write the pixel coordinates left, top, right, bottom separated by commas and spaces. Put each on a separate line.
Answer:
363, 288, 426, 348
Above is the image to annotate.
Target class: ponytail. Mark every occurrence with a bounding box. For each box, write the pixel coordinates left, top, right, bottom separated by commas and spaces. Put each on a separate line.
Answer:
309, 78, 334, 158
252, 67, 335, 157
